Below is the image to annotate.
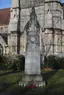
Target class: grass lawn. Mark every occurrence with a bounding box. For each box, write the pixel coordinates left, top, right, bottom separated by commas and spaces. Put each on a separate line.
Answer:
0, 71, 22, 93
46, 69, 64, 95
0, 69, 64, 95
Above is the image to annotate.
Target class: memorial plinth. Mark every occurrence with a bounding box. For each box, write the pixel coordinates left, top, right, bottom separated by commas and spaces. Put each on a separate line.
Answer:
19, 7, 45, 87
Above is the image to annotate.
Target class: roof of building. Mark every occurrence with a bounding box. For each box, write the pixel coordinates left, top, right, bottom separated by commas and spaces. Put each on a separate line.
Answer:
0, 8, 10, 25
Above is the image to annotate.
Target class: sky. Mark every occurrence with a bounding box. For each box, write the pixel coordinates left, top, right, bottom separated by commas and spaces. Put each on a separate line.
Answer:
62, 0, 64, 2
0, 0, 11, 9
0, 0, 64, 9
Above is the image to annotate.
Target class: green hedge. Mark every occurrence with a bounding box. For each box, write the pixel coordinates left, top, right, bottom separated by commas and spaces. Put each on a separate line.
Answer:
1, 54, 64, 71
45, 55, 64, 69
0, 55, 25, 71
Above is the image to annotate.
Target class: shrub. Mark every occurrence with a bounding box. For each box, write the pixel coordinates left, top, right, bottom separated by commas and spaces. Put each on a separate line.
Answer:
12, 55, 25, 71
17, 55, 25, 71
0, 55, 25, 71
60, 57, 64, 69
12, 62, 17, 71
46, 55, 60, 69
0, 55, 6, 70
46, 55, 64, 69
9, 55, 25, 71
